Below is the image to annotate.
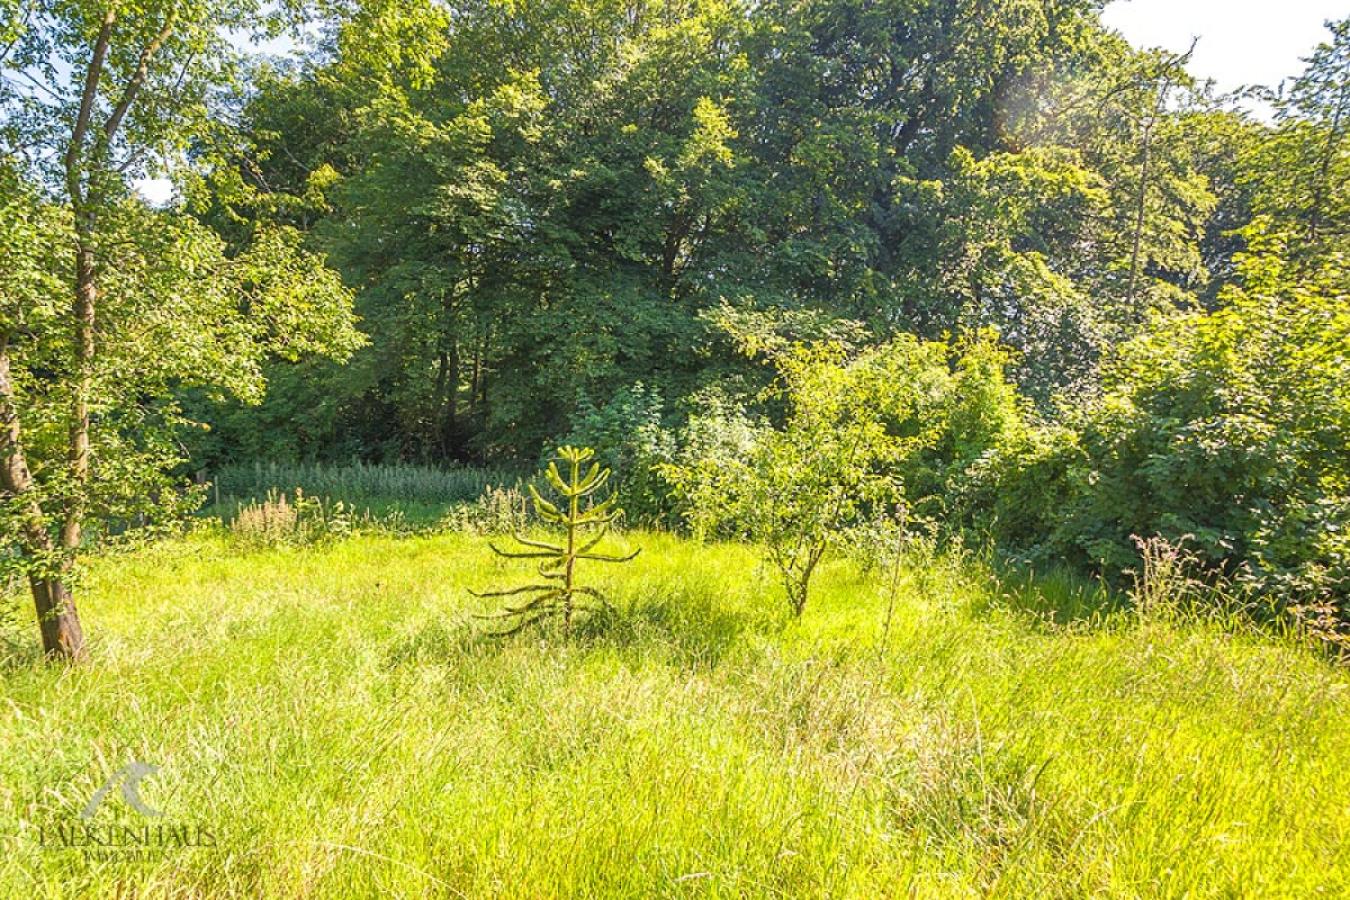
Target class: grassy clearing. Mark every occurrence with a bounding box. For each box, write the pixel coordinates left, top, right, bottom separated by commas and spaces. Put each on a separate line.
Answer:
211, 460, 521, 508
0, 527, 1346, 897
206, 460, 528, 531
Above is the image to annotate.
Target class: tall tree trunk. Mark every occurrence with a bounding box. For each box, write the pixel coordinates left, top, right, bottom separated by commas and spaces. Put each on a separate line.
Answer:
1125, 117, 1152, 316
433, 345, 449, 455
65, 221, 96, 554
469, 338, 482, 416
0, 335, 86, 659
442, 338, 459, 457
661, 214, 690, 293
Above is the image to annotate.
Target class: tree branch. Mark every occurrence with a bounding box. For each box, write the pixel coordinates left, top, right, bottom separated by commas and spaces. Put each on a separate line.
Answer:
64, 7, 116, 203
104, 5, 179, 142
116, 47, 196, 175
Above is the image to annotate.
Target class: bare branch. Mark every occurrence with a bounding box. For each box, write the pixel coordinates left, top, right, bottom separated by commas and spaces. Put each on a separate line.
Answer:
468, 583, 556, 599
576, 549, 641, 563
486, 542, 557, 559
509, 533, 564, 553
116, 48, 196, 175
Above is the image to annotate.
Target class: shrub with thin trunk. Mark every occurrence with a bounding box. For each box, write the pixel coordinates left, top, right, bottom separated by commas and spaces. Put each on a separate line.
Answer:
441, 484, 531, 535
664, 341, 925, 615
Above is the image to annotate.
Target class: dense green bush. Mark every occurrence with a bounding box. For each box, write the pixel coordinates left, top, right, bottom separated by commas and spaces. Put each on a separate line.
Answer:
968, 243, 1350, 628
891, 332, 1027, 515
1086, 250, 1347, 605
563, 382, 676, 525
956, 424, 1086, 563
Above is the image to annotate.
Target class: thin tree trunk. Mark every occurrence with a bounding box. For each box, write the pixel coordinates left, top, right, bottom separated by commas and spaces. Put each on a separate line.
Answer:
478, 328, 490, 407
432, 345, 449, 455
0, 334, 86, 659
15, 1, 177, 662
34, 578, 85, 659
1125, 118, 1152, 315
1125, 45, 1190, 314
1308, 80, 1347, 244
469, 338, 482, 416
442, 337, 459, 457
64, 222, 96, 554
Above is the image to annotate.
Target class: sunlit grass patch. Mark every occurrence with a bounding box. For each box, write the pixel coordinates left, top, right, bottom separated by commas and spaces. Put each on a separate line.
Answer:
0, 526, 1345, 897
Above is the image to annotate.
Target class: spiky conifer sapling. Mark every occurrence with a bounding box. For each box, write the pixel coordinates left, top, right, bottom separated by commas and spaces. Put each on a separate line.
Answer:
473, 446, 639, 635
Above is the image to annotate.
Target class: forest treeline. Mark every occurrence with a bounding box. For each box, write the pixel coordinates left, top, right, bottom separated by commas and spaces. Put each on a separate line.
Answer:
195, 2, 1348, 617
1, 0, 1347, 657
195, 3, 1344, 462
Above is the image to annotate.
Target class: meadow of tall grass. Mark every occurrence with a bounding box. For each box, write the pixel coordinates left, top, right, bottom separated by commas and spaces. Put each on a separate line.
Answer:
212, 460, 521, 505
1, 507, 1345, 897
207, 460, 529, 532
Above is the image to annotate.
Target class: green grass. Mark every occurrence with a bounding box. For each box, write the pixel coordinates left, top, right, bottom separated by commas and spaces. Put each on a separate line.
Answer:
1, 526, 1347, 897
206, 460, 527, 531
212, 460, 520, 505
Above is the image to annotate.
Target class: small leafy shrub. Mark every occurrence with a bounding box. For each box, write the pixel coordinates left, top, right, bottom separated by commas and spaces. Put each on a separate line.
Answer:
473, 447, 639, 635
666, 343, 908, 615
898, 330, 1028, 509
661, 388, 764, 540
954, 424, 1085, 566
0, 576, 31, 667
843, 505, 935, 577
666, 333, 1020, 616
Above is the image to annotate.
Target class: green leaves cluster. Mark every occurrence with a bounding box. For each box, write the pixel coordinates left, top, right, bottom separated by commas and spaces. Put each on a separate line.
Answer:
195, 0, 1248, 463
0, 0, 365, 656
0, 196, 361, 548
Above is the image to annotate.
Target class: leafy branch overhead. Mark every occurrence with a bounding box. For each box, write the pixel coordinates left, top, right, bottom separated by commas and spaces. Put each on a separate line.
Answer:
474, 446, 639, 636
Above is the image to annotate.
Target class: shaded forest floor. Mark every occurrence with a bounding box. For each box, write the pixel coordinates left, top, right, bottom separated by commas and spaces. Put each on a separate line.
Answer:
1, 526, 1347, 897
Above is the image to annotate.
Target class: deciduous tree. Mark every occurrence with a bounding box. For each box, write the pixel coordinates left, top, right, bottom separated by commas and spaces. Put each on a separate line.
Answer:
0, 1, 362, 659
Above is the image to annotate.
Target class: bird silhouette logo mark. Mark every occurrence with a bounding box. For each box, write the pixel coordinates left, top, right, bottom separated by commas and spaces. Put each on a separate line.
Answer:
80, 761, 162, 820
